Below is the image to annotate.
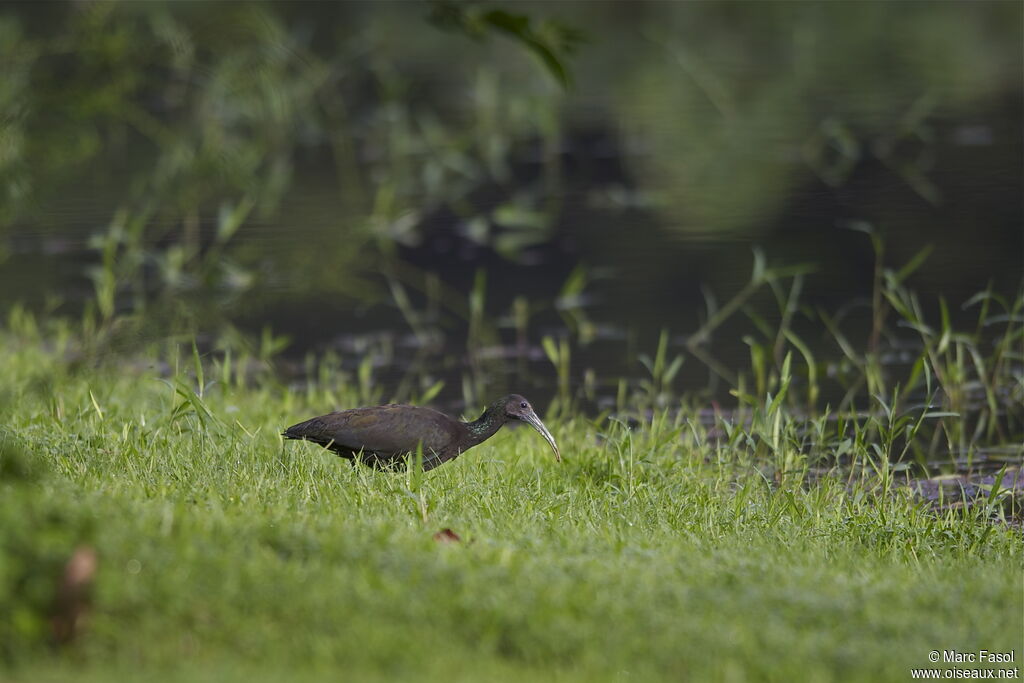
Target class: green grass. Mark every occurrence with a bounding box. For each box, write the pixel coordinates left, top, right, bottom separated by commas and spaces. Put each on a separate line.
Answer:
1, 326, 1021, 683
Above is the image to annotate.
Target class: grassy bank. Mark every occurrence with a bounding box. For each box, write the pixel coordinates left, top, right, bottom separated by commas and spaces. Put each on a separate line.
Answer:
1, 318, 1020, 683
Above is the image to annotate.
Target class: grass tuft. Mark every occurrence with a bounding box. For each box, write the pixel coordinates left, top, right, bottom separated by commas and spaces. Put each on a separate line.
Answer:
0, 315, 1020, 682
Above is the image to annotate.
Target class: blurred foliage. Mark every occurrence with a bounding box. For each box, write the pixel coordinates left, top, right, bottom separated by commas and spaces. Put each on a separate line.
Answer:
0, 1, 570, 223
0, 435, 94, 664
609, 1, 1021, 233
429, 0, 585, 88
0, 0, 576, 333
0, 1, 1019, 361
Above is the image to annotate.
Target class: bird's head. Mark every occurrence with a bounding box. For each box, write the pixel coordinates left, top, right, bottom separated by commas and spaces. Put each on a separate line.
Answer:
498, 394, 560, 461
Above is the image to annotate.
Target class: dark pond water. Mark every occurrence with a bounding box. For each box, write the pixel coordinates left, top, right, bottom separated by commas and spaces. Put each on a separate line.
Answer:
1, 2, 1022, 413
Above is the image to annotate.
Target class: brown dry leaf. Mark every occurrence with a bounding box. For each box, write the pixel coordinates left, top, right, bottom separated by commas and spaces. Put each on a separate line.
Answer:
432, 528, 461, 544
51, 545, 98, 645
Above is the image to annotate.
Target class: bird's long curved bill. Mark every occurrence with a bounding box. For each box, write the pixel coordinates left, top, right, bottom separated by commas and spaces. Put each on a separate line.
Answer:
523, 412, 560, 461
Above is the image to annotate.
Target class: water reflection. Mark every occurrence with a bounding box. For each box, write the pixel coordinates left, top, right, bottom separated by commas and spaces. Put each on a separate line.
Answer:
0, 1, 1020, 417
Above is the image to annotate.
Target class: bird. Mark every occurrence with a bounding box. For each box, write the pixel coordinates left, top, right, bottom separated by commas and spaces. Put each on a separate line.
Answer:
282, 394, 559, 472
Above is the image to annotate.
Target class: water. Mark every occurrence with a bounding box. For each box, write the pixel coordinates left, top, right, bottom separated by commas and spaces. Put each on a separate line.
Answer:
1, 1, 1021, 412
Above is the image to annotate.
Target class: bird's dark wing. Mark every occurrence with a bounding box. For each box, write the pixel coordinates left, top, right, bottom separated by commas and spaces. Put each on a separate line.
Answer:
283, 404, 462, 459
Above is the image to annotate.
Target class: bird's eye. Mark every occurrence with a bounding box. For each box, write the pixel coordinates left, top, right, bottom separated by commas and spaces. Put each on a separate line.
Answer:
520, 402, 528, 409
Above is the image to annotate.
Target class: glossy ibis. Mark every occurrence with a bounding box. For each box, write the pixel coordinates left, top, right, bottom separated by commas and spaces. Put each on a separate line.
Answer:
282, 394, 559, 471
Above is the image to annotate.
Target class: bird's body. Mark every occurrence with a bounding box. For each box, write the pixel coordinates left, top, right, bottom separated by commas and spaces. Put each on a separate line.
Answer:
282, 394, 559, 471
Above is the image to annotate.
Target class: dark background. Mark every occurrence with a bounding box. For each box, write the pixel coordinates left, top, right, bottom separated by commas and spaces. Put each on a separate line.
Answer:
1, 0, 1021, 408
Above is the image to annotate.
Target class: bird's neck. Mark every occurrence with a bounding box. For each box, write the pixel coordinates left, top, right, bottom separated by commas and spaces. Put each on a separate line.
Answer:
464, 407, 506, 447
